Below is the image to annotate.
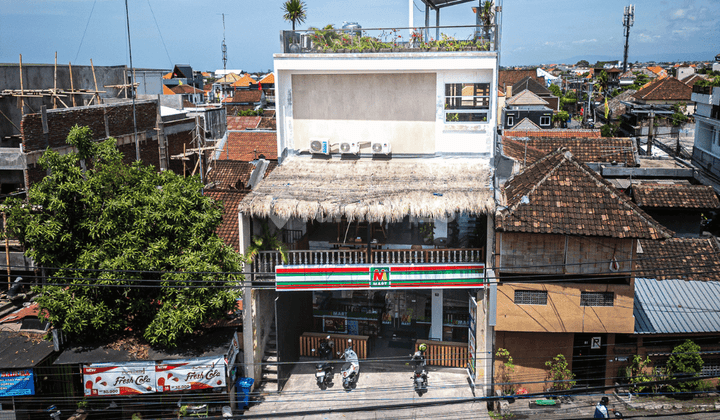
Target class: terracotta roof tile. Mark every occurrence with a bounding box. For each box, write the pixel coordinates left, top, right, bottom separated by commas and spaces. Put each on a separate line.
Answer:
207, 160, 256, 190
259, 73, 274, 84
162, 85, 175, 95
500, 137, 546, 166
636, 237, 720, 281
225, 90, 262, 104
681, 74, 709, 87
505, 129, 601, 139
227, 116, 261, 130
205, 191, 245, 251
231, 74, 256, 87
632, 184, 720, 209
501, 136, 637, 166
510, 117, 542, 131
257, 117, 276, 130
496, 149, 672, 239
632, 77, 691, 101
499, 69, 544, 90
170, 85, 204, 95
220, 131, 278, 161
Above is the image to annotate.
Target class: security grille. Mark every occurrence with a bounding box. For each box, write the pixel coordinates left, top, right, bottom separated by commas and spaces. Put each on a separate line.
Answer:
514, 290, 548, 305
580, 292, 614, 307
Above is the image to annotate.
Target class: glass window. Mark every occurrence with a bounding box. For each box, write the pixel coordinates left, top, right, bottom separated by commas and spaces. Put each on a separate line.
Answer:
445, 83, 490, 123
514, 290, 548, 305
580, 291, 614, 307
540, 116, 551, 126
507, 115, 514, 127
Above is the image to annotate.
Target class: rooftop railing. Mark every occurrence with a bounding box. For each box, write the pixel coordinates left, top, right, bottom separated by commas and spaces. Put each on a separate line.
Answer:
280, 25, 497, 54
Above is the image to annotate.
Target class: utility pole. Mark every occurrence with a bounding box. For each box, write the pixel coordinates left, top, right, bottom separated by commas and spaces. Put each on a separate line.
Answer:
647, 108, 655, 155
221, 13, 227, 71
622, 5, 635, 73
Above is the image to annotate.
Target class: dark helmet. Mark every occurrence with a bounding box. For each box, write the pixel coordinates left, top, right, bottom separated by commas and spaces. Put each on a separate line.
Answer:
600, 396, 609, 405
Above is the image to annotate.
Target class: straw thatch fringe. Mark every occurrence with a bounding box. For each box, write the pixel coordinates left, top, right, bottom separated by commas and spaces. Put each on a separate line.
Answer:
239, 158, 494, 223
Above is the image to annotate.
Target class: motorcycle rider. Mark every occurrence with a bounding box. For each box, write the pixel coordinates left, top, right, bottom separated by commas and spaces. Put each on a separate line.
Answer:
411, 343, 428, 393
340, 339, 360, 390
412, 343, 427, 368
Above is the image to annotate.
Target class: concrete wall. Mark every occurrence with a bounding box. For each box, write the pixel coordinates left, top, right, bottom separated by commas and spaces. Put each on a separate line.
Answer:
495, 331, 574, 394
0, 64, 129, 140
251, 288, 277, 383
292, 73, 436, 154
494, 281, 635, 334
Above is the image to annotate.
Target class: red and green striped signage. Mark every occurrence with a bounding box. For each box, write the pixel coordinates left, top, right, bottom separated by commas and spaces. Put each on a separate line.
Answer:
275, 264, 485, 291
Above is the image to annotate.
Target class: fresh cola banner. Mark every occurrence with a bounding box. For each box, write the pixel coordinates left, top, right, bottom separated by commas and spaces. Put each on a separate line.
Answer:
83, 362, 156, 396
155, 357, 226, 392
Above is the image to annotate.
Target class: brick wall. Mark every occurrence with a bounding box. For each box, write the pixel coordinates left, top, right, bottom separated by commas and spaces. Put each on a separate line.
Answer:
21, 101, 158, 152
166, 119, 198, 176
118, 138, 160, 168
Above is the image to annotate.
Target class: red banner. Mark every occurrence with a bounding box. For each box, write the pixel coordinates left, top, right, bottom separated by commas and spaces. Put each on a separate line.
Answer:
155, 357, 226, 392
83, 362, 156, 396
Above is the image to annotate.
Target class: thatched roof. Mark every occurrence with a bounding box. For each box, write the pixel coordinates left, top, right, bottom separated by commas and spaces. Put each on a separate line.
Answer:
238, 158, 493, 223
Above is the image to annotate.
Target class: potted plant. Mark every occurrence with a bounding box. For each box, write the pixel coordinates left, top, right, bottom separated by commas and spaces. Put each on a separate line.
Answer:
419, 222, 434, 244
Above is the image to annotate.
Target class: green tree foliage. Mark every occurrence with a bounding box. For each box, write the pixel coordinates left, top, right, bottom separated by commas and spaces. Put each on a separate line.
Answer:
495, 348, 516, 395
666, 339, 704, 393
576, 60, 590, 67
624, 355, 654, 393
630, 72, 651, 90
282, 0, 307, 31
548, 83, 562, 97
595, 70, 608, 93
544, 354, 576, 391
669, 102, 689, 127
5, 126, 243, 348
601, 123, 620, 137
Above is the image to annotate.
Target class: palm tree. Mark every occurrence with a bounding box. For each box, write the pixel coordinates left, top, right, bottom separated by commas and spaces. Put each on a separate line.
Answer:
282, 0, 307, 32
479, 1, 494, 42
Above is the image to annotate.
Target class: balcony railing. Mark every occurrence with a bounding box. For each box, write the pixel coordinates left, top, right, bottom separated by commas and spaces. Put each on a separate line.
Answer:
251, 248, 484, 276
280, 25, 497, 54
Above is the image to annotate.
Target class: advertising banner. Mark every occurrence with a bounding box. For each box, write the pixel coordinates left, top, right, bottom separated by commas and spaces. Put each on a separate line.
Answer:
0, 369, 35, 397
155, 357, 226, 392
83, 362, 156, 396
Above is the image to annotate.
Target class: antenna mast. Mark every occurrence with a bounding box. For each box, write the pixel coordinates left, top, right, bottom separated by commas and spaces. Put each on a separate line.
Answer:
221, 13, 227, 71
622, 4, 635, 73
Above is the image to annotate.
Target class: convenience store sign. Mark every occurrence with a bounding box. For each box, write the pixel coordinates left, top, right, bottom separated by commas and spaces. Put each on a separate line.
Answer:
275, 264, 485, 291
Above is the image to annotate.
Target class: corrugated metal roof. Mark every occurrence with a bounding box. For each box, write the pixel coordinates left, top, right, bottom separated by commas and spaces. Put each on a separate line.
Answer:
634, 277, 720, 334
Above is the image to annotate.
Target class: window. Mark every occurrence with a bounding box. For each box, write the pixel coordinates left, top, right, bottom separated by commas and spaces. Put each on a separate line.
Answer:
506, 115, 515, 127
540, 115, 551, 126
580, 291, 614, 307
514, 290, 548, 305
445, 83, 490, 123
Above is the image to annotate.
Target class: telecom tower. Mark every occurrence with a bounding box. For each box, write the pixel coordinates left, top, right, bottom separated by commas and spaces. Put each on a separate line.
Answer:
622, 5, 635, 73
221, 13, 227, 71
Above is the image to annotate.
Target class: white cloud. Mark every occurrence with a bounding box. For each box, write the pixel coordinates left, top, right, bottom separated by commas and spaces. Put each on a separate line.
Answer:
572, 39, 597, 44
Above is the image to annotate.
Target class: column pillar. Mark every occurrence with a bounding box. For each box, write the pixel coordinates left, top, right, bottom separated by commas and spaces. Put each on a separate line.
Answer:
430, 289, 443, 340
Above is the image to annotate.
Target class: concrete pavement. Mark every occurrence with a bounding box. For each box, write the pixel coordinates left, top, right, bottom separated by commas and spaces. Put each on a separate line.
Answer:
242, 358, 491, 419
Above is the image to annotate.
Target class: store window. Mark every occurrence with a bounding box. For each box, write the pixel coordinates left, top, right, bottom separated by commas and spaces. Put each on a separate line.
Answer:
580, 291, 614, 307
540, 115, 551, 126
514, 290, 548, 305
445, 83, 490, 123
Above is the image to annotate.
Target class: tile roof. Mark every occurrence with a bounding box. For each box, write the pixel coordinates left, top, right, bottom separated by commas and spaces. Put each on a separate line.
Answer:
632, 77, 691, 101
206, 160, 256, 190
504, 129, 601, 138
499, 69, 545, 90
259, 73, 275, 84
170, 85, 205, 95
225, 90, 262, 104
506, 90, 549, 106
162, 84, 175, 95
619, 70, 635, 79
205, 190, 246, 252
631, 184, 720, 209
510, 117, 542, 131
216, 73, 242, 84
221, 131, 278, 161
500, 137, 546, 166
257, 117, 276, 130
502, 136, 638, 166
681, 73, 709, 87
607, 89, 636, 117
227, 116, 261, 130
636, 237, 720, 281
231, 74, 256, 88
511, 76, 553, 97
496, 149, 672, 239
647, 66, 668, 78
634, 277, 720, 334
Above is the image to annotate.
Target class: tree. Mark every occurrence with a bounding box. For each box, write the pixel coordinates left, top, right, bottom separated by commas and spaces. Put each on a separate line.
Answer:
576, 60, 590, 67
545, 354, 575, 391
479, 1, 495, 41
669, 102, 688, 127
282, 0, 307, 32
5, 126, 244, 348
666, 339, 704, 392
495, 348, 517, 395
548, 83, 562, 97
595, 70, 608, 93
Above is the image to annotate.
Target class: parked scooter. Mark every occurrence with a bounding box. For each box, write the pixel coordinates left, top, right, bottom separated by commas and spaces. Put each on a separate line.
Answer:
339, 339, 360, 391
410, 343, 428, 395
311, 335, 335, 389
46, 406, 61, 420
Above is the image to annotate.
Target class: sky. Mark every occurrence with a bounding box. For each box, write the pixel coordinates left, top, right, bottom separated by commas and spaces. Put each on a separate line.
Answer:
1, 0, 718, 73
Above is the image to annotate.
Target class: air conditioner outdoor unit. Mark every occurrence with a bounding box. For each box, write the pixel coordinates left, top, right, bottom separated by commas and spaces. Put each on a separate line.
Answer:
371, 142, 391, 155
310, 138, 330, 155
339, 141, 359, 154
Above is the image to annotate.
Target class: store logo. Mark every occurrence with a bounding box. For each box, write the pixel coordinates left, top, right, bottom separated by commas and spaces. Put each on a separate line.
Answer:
370, 267, 390, 288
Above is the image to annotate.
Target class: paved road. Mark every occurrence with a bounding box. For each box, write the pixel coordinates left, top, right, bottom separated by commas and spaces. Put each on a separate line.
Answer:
243, 359, 491, 419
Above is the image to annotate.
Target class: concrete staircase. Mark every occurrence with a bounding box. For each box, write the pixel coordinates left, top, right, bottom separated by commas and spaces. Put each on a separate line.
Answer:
256, 321, 279, 396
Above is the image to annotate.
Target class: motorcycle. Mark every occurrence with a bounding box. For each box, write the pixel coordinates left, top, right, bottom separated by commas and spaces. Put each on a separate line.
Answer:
339, 339, 360, 391
311, 336, 334, 390
410, 350, 428, 395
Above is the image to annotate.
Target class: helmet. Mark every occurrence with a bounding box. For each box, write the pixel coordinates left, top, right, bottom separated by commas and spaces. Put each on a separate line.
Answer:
600, 396, 609, 405
418, 343, 427, 352
326, 335, 331, 340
